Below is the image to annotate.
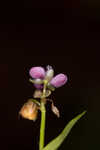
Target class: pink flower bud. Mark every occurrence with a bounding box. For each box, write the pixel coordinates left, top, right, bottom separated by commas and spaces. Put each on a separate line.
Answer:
50, 74, 68, 88
29, 67, 45, 79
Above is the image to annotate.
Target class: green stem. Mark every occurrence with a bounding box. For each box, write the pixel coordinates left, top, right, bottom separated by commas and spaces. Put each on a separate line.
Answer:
39, 101, 46, 150
39, 81, 47, 150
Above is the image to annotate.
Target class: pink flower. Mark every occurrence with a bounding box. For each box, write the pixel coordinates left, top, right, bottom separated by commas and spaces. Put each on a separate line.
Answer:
29, 67, 45, 79
29, 66, 68, 89
50, 74, 68, 88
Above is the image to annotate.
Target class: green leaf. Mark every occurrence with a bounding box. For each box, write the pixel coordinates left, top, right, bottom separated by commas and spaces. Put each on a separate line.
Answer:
43, 111, 86, 150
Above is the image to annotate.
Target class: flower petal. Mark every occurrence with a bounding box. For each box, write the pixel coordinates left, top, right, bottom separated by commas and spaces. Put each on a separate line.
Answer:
29, 67, 45, 79
50, 74, 68, 88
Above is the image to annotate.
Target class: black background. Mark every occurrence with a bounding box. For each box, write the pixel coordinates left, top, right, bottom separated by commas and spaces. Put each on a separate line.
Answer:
0, 0, 100, 150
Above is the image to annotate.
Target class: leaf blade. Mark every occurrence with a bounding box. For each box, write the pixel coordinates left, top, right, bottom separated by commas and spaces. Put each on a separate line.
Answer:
43, 111, 86, 150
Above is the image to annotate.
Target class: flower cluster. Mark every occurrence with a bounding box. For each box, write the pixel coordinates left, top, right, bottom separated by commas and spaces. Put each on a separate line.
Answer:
29, 65, 68, 90
19, 65, 68, 120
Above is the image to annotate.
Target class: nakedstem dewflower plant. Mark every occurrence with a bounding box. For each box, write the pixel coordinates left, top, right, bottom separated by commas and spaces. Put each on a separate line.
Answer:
19, 65, 86, 150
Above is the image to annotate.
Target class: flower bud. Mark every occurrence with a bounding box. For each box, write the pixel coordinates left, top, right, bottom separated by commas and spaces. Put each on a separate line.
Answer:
50, 74, 68, 88
29, 67, 45, 79
45, 69, 54, 81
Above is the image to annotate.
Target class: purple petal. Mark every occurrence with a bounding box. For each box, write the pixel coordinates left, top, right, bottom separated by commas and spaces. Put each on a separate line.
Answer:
34, 84, 43, 89
50, 74, 68, 88
29, 67, 45, 79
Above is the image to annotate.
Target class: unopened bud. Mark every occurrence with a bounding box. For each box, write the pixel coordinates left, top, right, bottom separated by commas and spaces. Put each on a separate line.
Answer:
50, 74, 68, 88
45, 69, 54, 82
29, 67, 45, 79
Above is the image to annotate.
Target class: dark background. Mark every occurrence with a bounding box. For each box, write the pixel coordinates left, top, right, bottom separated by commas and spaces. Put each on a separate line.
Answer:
0, 0, 100, 150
